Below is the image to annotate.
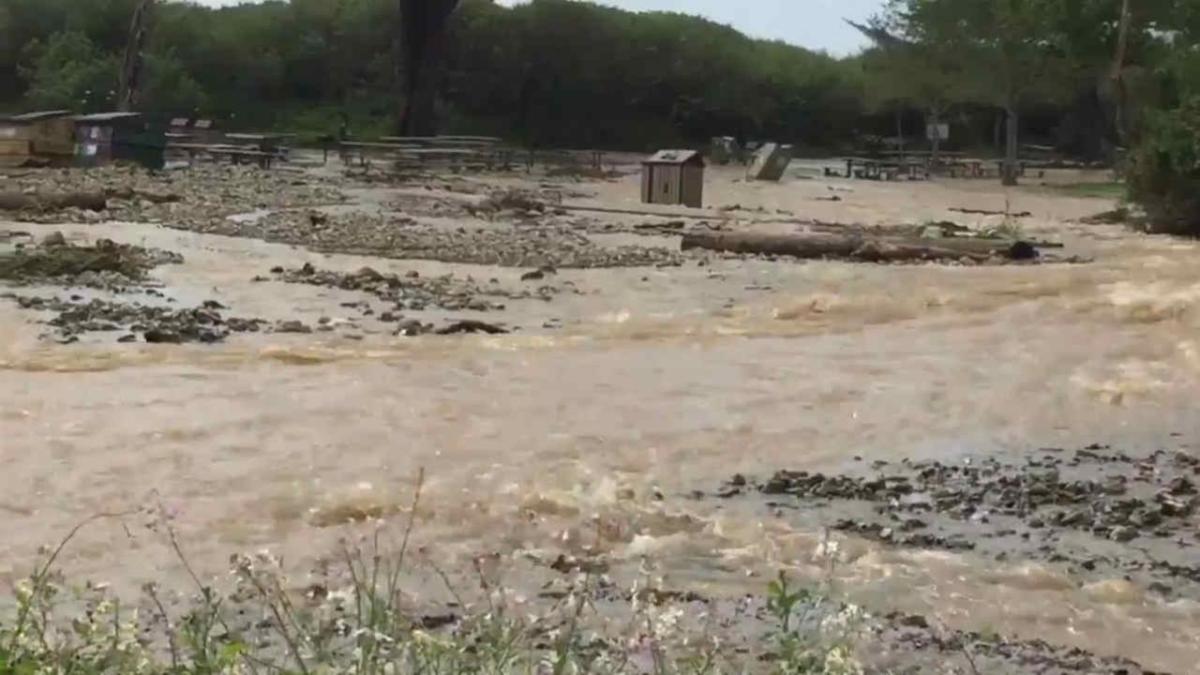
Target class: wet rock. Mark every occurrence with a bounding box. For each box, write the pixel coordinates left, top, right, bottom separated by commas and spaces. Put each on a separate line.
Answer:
1110, 526, 1137, 543
395, 319, 427, 336
355, 266, 383, 282
144, 328, 183, 344
41, 231, 67, 247
275, 320, 312, 334
435, 320, 508, 335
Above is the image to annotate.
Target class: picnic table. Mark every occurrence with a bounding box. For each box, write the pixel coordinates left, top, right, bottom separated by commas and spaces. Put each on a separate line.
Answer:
379, 135, 501, 149
339, 141, 514, 171
843, 156, 927, 180
165, 142, 278, 168
223, 132, 292, 159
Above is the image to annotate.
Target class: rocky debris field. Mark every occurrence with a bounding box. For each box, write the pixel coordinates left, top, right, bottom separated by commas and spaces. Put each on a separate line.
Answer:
871, 611, 1158, 674
264, 262, 574, 312
4, 295, 267, 344
2, 165, 346, 226
704, 444, 1199, 673
715, 446, 1200, 602
177, 209, 683, 269
0, 233, 182, 288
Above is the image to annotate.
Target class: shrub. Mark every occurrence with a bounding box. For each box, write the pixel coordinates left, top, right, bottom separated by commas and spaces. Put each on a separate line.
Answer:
1126, 96, 1200, 235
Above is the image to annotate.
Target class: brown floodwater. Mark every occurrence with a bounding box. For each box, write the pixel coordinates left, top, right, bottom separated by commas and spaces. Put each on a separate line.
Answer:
2, 166, 1199, 671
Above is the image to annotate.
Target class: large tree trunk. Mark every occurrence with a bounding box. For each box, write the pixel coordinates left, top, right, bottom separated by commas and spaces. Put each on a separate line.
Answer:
0, 192, 107, 212
680, 231, 1038, 262
1111, 0, 1132, 146
118, 0, 154, 112
1003, 105, 1020, 186
396, 0, 460, 136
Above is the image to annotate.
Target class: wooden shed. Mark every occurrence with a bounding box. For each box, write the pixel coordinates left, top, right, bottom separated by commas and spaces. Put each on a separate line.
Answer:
0, 110, 77, 167
641, 150, 705, 208
75, 112, 166, 169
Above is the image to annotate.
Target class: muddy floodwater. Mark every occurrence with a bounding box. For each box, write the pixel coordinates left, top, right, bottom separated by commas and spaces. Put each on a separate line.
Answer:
3, 161, 1200, 671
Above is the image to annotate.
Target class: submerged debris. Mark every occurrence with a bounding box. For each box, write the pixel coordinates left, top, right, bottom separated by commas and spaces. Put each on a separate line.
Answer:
265, 262, 565, 312
5, 165, 346, 225
182, 210, 682, 268
719, 445, 1200, 598
0, 236, 182, 286
4, 295, 267, 344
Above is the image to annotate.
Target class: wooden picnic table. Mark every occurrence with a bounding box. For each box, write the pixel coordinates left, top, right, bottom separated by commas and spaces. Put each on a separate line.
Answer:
844, 156, 927, 180
165, 142, 278, 168
339, 141, 512, 171
379, 136, 499, 149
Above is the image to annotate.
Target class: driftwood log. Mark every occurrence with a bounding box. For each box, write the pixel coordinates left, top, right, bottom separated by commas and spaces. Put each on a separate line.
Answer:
0, 191, 107, 212
680, 231, 1038, 262
104, 187, 182, 204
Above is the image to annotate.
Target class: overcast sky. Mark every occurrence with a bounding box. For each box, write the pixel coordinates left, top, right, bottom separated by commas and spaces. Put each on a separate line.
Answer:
190, 0, 881, 56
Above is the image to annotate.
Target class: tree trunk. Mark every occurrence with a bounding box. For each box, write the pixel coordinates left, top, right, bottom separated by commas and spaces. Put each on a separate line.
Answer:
396, 0, 460, 137
895, 108, 905, 157
993, 111, 1003, 151
928, 108, 942, 166
118, 0, 154, 112
1003, 106, 1020, 186
680, 231, 1037, 262
0, 192, 107, 212
1111, 0, 1132, 146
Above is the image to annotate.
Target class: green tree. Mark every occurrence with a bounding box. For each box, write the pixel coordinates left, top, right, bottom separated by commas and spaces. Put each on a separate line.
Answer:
19, 31, 119, 112
881, 0, 1077, 184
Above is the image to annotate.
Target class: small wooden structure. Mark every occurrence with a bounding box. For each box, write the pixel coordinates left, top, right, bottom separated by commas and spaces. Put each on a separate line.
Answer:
641, 149, 705, 208
0, 110, 77, 167
709, 137, 739, 165
747, 143, 792, 181
75, 112, 165, 169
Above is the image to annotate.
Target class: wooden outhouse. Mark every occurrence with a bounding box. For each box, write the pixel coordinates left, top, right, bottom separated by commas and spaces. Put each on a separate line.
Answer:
75, 112, 165, 169
641, 150, 705, 208
0, 110, 77, 167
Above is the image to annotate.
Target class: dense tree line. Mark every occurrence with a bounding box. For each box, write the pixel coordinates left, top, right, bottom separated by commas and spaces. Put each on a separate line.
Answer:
0, 0, 865, 148
3, 0, 1200, 229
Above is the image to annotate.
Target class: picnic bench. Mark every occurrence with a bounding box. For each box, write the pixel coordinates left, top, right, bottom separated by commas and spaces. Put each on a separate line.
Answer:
843, 156, 928, 180
339, 141, 514, 171
165, 142, 278, 168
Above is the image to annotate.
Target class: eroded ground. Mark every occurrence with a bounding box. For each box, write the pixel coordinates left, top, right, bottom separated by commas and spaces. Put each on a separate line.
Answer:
2, 157, 1198, 672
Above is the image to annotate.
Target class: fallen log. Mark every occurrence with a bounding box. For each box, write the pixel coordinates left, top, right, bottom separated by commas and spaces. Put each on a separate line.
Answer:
0, 191, 107, 212
557, 203, 729, 221
680, 231, 1039, 262
104, 187, 182, 204
950, 207, 1032, 217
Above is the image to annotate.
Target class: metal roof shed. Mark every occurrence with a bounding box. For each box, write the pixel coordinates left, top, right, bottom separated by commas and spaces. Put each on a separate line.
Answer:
641, 149, 705, 208
75, 112, 165, 169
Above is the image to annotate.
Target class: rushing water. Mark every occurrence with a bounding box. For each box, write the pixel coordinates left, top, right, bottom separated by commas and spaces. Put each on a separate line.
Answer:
3, 168, 1200, 671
